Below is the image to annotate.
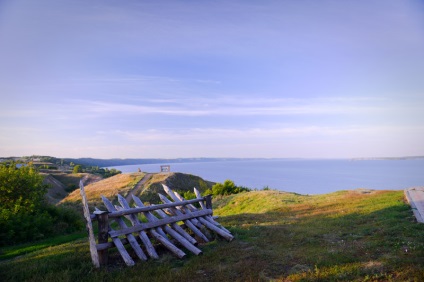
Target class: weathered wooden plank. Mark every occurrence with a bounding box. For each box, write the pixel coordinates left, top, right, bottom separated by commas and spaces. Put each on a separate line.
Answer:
128, 195, 169, 239
131, 195, 187, 258
158, 193, 210, 242
175, 190, 232, 237
148, 228, 186, 259
177, 190, 232, 235
94, 207, 135, 266
96, 211, 109, 266
79, 181, 100, 268
194, 187, 206, 210
162, 188, 234, 241
115, 205, 162, 259
102, 196, 148, 261
154, 207, 198, 245
116, 195, 159, 259
112, 236, 135, 266
108, 207, 212, 237
115, 203, 186, 259
95, 197, 206, 219
131, 196, 202, 255
163, 184, 183, 203
132, 195, 190, 243
162, 187, 204, 228
158, 192, 203, 229
197, 216, 234, 241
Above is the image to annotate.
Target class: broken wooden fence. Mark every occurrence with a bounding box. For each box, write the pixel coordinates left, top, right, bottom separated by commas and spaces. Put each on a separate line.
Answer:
79, 181, 234, 267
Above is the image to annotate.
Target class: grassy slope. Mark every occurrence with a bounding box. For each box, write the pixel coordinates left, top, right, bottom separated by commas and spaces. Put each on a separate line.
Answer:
60, 172, 146, 209
138, 172, 215, 203
60, 172, 214, 207
42, 172, 103, 204
1, 189, 424, 281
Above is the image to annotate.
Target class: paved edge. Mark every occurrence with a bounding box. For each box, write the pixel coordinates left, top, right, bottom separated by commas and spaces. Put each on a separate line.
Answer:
404, 187, 424, 223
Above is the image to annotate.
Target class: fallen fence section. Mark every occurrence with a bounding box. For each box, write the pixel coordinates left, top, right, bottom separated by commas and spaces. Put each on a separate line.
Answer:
79, 181, 234, 267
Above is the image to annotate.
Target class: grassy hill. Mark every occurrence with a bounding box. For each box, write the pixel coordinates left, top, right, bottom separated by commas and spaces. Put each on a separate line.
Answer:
1, 188, 424, 281
135, 172, 215, 203
43, 172, 102, 204
60, 172, 146, 208
60, 172, 215, 208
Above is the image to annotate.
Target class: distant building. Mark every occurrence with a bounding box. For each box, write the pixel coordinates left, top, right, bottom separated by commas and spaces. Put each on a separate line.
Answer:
160, 165, 170, 172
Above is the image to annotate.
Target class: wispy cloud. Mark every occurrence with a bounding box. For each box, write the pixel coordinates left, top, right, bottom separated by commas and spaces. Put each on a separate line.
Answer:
75, 96, 392, 117
99, 124, 424, 144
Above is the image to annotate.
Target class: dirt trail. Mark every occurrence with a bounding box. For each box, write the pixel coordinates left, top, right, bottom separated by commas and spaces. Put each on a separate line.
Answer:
125, 173, 154, 203
43, 174, 67, 204
80, 174, 102, 186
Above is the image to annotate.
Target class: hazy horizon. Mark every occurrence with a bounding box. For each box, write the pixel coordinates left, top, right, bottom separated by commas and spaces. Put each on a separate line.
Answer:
2, 155, 423, 161
1, 1, 423, 159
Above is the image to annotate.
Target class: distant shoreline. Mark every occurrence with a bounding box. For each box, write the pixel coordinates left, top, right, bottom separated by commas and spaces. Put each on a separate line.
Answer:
1, 155, 423, 168
350, 156, 424, 161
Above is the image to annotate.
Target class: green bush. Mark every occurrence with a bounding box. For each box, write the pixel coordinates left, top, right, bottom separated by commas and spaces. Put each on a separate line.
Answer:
0, 164, 83, 246
181, 190, 196, 200
0, 206, 83, 245
72, 165, 82, 174
208, 179, 251, 196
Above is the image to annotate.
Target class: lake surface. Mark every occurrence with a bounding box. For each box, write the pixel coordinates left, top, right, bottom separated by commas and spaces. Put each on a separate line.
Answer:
107, 159, 424, 195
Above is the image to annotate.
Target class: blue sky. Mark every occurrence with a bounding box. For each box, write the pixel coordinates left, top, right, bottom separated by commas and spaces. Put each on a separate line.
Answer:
1, 0, 423, 158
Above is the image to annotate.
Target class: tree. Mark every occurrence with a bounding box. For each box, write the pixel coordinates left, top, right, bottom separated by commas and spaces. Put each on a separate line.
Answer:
72, 165, 83, 174
0, 165, 47, 213
0, 164, 83, 245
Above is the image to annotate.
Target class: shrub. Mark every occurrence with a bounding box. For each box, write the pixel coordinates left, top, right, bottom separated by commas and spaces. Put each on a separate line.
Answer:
208, 179, 251, 196
72, 165, 83, 174
0, 164, 83, 246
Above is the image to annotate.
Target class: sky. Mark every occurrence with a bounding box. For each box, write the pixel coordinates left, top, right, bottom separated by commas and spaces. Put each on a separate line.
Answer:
0, 0, 423, 159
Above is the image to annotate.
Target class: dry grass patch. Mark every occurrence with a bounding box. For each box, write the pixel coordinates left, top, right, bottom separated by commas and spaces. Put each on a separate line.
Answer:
60, 173, 145, 208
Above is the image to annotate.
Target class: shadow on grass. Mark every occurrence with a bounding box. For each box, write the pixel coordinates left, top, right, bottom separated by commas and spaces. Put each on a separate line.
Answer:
1, 205, 424, 281
218, 204, 424, 280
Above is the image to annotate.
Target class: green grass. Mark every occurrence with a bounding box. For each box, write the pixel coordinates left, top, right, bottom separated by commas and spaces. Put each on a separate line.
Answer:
1, 189, 424, 281
0, 232, 87, 261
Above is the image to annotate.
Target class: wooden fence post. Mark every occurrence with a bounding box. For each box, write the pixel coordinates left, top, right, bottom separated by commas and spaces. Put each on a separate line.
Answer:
79, 181, 100, 268
95, 211, 109, 266
205, 195, 212, 211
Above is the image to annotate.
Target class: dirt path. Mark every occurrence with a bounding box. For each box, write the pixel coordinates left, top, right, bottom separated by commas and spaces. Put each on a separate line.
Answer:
125, 173, 154, 203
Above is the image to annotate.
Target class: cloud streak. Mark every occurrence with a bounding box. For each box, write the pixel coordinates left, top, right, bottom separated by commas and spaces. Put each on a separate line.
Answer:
75, 96, 392, 117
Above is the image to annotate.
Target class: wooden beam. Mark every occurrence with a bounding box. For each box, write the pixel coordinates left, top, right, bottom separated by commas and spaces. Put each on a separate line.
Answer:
158, 193, 210, 243
108, 209, 212, 238
131, 195, 187, 258
96, 211, 109, 266
107, 197, 207, 218
165, 188, 234, 241
79, 181, 100, 268
102, 196, 148, 262
116, 194, 159, 259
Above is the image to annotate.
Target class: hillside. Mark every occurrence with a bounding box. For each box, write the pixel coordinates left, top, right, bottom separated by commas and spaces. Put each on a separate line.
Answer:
43, 172, 102, 204
60, 172, 215, 208
135, 172, 215, 203
2, 189, 424, 281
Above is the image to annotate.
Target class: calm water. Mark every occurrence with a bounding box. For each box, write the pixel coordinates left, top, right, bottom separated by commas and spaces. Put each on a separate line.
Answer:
108, 159, 424, 195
